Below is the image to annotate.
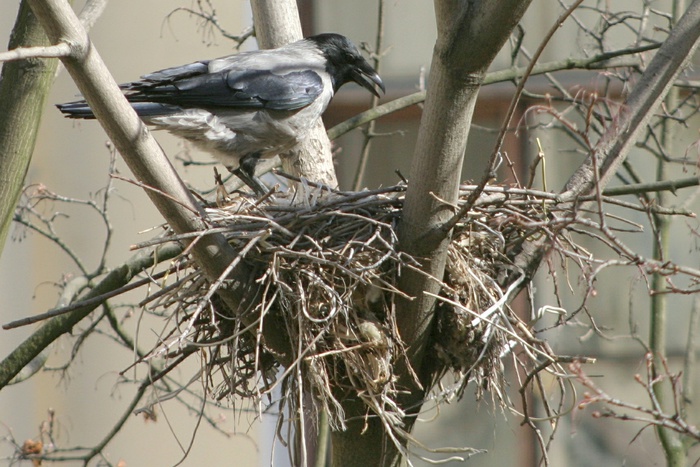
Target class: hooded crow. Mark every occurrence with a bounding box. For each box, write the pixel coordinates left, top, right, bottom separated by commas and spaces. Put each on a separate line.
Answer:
57, 33, 385, 195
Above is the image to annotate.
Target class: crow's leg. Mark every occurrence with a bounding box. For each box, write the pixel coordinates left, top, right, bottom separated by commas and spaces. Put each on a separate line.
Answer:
228, 153, 268, 197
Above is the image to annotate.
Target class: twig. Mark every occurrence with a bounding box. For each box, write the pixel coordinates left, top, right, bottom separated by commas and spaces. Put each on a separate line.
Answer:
0, 242, 182, 388
165, 2, 254, 48
0, 42, 70, 62
111, 174, 203, 217
601, 176, 700, 197
573, 359, 700, 440
327, 45, 656, 142
3, 266, 176, 330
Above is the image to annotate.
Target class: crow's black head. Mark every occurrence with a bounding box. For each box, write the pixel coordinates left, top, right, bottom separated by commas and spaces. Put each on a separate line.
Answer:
308, 33, 385, 97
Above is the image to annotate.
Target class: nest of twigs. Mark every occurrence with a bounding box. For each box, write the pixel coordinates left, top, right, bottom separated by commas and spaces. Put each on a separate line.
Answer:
139, 180, 558, 448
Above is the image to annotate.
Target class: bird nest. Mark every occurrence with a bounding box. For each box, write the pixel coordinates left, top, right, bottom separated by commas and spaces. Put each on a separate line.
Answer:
137, 181, 561, 447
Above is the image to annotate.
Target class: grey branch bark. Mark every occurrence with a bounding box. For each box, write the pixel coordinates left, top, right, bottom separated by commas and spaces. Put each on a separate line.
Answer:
250, 0, 338, 189
0, 1, 60, 260
25, 0, 293, 363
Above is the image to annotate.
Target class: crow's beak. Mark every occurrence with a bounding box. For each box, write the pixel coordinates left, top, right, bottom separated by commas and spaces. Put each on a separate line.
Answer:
351, 61, 385, 98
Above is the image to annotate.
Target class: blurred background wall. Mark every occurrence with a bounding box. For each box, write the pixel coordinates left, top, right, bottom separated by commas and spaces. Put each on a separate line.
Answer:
1, 1, 699, 466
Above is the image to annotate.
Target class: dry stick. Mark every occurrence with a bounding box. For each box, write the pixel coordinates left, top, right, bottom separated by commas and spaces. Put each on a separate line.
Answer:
2, 261, 188, 330
110, 174, 203, 216
4, 272, 163, 329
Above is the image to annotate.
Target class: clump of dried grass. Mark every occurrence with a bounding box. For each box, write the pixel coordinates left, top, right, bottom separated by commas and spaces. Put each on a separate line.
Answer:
137, 181, 560, 450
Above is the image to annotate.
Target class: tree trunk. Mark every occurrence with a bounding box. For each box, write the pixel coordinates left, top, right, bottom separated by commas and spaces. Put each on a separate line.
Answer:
393, 0, 534, 453
251, 0, 338, 189
331, 2, 534, 465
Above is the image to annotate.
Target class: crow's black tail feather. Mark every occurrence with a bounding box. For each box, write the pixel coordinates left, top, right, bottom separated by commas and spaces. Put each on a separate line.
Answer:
56, 101, 97, 119
57, 100, 183, 119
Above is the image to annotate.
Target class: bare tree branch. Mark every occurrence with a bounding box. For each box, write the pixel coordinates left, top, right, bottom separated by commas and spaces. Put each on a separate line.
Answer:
564, 1, 700, 198
0, 42, 70, 61
0, 1, 60, 260
0, 242, 181, 388
512, 0, 700, 282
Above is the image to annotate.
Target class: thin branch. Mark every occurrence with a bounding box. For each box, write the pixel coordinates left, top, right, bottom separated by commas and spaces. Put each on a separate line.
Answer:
33, 378, 151, 464
601, 176, 700, 197
328, 92, 425, 140
3, 266, 177, 330
81, 379, 150, 465
563, 0, 700, 197
448, 0, 585, 236
76, 0, 108, 30
512, 0, 700, 286
327, 45, 654, 140
165, 2, 254, 48
0, 242, 182, 388
0, 42, 70, 62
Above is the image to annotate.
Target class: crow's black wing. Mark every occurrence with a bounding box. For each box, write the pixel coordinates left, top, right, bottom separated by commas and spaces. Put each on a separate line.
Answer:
122, 61, 325, 111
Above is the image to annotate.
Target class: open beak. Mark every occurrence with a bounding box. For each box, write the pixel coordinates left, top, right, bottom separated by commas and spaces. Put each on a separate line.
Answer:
351, 61, 386, 98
